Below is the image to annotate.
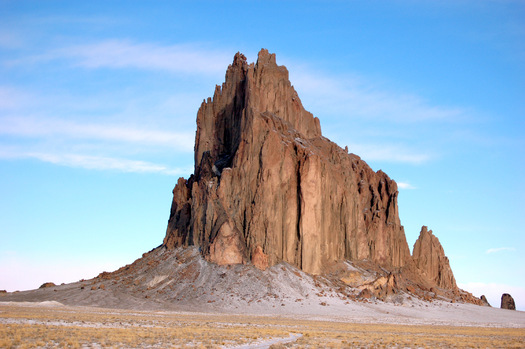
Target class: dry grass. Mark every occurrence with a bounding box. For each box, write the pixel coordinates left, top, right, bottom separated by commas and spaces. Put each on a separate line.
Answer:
0, 304, 288, 348
1, 303, 524, 348
274, 321, 525, 348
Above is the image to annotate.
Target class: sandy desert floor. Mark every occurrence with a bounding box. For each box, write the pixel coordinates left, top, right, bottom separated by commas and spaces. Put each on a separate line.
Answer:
1, 301, 524, 348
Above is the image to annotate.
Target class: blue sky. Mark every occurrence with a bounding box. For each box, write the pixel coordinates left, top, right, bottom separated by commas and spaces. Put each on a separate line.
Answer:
1, 1, 524, 309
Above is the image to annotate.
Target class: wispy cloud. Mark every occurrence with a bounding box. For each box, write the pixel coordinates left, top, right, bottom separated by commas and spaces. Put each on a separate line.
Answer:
18, 40, 233, 76
486, 247, 516, 254
0, 30, 24, 49
0, 148, 191, 175
397, 181, 416, 190
290, 68, 466, 123
0, 95, 194, 174
285, 64, 468, 166
0, 116, 194, 151
0, 84, 196, 175
0, 87, 30, 110
31, 153, 190, 175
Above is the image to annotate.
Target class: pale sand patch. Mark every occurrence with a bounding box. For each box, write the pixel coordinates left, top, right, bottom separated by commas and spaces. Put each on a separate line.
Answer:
0, 301, 63, 307
146, 274, 168, 288
224, 333, 303, 349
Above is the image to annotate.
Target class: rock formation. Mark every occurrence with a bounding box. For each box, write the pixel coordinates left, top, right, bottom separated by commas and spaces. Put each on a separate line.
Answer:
163, 49, 411, 275
163, 49, 458, 296
480, 295, 491, 307
501, 293, 516, 310
0, 49, 494, 310
412, 226, 457, 289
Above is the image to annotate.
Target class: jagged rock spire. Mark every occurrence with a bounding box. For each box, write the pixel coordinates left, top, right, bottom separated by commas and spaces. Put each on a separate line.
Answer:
412, 226, 457, 289
194, 49, 321, 173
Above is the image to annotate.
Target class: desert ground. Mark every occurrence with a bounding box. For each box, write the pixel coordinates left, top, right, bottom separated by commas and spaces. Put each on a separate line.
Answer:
1, 300, 524, 348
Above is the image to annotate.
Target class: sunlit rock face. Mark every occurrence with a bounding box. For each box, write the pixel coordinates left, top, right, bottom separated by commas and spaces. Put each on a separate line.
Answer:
412, 226, 457, 289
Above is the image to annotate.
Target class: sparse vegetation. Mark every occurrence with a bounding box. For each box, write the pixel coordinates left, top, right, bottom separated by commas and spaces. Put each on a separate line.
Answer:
0, 303, 524, 348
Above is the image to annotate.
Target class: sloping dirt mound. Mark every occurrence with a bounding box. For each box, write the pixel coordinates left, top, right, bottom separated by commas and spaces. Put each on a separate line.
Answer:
1, 246, 481, 314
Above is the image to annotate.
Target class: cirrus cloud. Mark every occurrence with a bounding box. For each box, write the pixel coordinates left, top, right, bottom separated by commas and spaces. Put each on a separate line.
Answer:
289, 68, 467, 123
486, 247, 516, 254
0, 116, 194, 151
0, 148, 191, 176
397, 182, 416, 190
14, 39, 233, 77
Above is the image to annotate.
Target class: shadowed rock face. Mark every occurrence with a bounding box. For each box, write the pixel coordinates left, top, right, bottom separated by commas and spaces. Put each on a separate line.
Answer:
412, 226, 457, 289
164, 49, 438, 280
501, 293, 516, 310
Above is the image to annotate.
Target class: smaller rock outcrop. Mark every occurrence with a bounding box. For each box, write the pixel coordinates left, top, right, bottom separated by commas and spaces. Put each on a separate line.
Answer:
207, 220, 247, 266
251, 246, 269, 270
358, 273, 398, 300
39, 282, 56, 289
501, 293, 516, 310
480, 295, 491, 307
412, 226, 457, 290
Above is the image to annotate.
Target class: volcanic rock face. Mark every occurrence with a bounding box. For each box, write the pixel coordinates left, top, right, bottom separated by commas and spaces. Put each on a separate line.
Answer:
501, 293, 516, 310
164, 49, 412, 275
163, 49, 467, 294
412, 226, 457, 289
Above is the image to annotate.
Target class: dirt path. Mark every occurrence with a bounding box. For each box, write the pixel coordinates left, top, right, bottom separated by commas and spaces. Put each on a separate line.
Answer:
223, 333, 303, 349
